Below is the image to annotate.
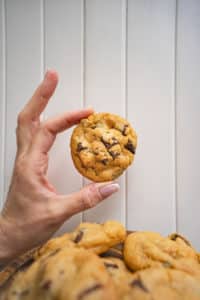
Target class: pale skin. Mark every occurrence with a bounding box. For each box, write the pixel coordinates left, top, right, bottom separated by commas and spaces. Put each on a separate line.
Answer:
0, 70, 119, 265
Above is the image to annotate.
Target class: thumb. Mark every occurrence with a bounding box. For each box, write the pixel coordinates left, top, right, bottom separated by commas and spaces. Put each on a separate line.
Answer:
55, 182, 120, 220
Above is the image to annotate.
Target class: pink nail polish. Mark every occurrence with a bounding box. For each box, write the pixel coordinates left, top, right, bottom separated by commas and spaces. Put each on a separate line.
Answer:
99, 183, 120, 198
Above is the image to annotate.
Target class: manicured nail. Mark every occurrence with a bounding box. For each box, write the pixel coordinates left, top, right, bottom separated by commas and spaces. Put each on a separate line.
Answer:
83, 106, 94, 113
86, 106, 93, 110
98, 183, 120, 198
44, 69, 58, 81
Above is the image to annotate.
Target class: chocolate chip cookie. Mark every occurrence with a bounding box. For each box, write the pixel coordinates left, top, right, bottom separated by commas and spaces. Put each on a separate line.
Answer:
5, 248, 117, 300
35, 220, 126, 259
70, 220, 126, 254
3, 224, 200, 300
70, 113, 137, 182
127, 267, 200, 300
124, 231, 199, 272
101, 257, 135, 299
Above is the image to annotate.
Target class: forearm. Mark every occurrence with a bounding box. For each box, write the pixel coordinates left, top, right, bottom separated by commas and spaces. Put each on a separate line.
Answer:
0, 214, 19, 269
0, 215, 15, 266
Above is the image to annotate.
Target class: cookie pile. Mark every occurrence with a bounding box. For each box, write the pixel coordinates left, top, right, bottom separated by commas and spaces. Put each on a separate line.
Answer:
1, 221, 200, 300
70, 113, 137, 182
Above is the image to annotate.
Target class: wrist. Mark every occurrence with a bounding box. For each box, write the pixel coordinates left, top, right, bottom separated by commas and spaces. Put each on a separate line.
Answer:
0, 215, 16, 265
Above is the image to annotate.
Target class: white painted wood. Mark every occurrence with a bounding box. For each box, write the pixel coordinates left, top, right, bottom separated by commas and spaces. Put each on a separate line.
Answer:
176, 0, 200, 249
0, 0, 5, 209
5, 0, 42, 195
1, 0, 200, 248
44, 0, 83, 233
127, 0, 176, 235
83, 0, 126, 224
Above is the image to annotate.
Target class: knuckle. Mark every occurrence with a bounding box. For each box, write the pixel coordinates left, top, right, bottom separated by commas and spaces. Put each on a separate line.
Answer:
17, 111, 28, 126
82, 184, 101, 209
15, 155, 30, 175
44, 201, 59, 224
40, 124, 53, 139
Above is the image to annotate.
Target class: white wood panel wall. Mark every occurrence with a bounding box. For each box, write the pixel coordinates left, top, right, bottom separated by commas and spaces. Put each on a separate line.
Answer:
127, 0, 176, 236
176, 0, 200, 247
0, 0, 200, 248
44, 0, 83, 233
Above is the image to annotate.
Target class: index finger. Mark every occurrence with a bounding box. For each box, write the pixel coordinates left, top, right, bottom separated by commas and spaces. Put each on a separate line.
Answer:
20, 70, 58, 122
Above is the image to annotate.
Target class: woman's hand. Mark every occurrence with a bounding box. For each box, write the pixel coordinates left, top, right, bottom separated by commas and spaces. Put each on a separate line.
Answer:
0, 70, 119, 264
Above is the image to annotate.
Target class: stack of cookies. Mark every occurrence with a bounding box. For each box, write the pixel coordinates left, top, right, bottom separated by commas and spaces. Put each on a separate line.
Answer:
1, 114, 200, 299
1, 220, 200, 300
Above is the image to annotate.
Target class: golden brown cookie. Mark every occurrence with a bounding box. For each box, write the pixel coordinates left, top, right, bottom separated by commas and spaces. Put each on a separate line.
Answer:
70, 220, 126, 254
70, 113, 137, 181
35, 220, 126, 259
0, 248, 36, 293
127, 267, 200, 300
34, 233, 74, 259
5, 248, 117, 300
101, 257, 134, 299
124, 231, 199, 272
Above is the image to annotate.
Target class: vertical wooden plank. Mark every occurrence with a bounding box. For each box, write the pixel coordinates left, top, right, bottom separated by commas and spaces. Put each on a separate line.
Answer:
44, 0, 83, 233
127, 0, 176, 235
83, 0, 126, 224
176, 0, 200, 248
5, 0, 42, 195
0, 0, 5, 209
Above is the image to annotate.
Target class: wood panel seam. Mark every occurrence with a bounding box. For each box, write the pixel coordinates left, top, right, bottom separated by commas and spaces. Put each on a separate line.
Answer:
122, 0, 128, 227
40, 0, 45, 121
81, 0, 86, 222
174, 0, 178, 233
1, 0, 6, 208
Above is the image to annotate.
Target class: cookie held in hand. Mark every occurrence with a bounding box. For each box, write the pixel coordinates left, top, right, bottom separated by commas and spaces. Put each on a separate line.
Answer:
70, 113, 137, 182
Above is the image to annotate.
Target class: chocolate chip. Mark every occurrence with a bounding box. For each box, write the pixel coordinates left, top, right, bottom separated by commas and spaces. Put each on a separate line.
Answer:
127, 230, 137, 235
20, 289, 30, 296
169, 233, 191, 246
170, 233, 179, 241
48, 248, 61, 258
109, 151, 120, 159
101, 137, 119, 149
125, 140, 136, 154
162, 261, 172, 268
130, 278, 149, 293
77, 283, 103, 300
77, 143, 88, 152
101, 138, 111, 149
12, 291, 18, 295
122, 124, 129, 136
101, 159, 108, 165
41, 280, 52, 290
74, 230, 84, 243
111, 137, 119, 145
100, 249, 123, 260
104, 262, 119, 269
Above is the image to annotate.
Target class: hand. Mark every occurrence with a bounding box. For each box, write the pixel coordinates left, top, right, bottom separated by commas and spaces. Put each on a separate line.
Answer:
0, 70, 119, 264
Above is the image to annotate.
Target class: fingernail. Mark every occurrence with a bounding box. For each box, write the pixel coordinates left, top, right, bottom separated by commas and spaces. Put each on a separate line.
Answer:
86, 106, 94, 110
98, 183, 120, 198
44, 69, 55, 80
